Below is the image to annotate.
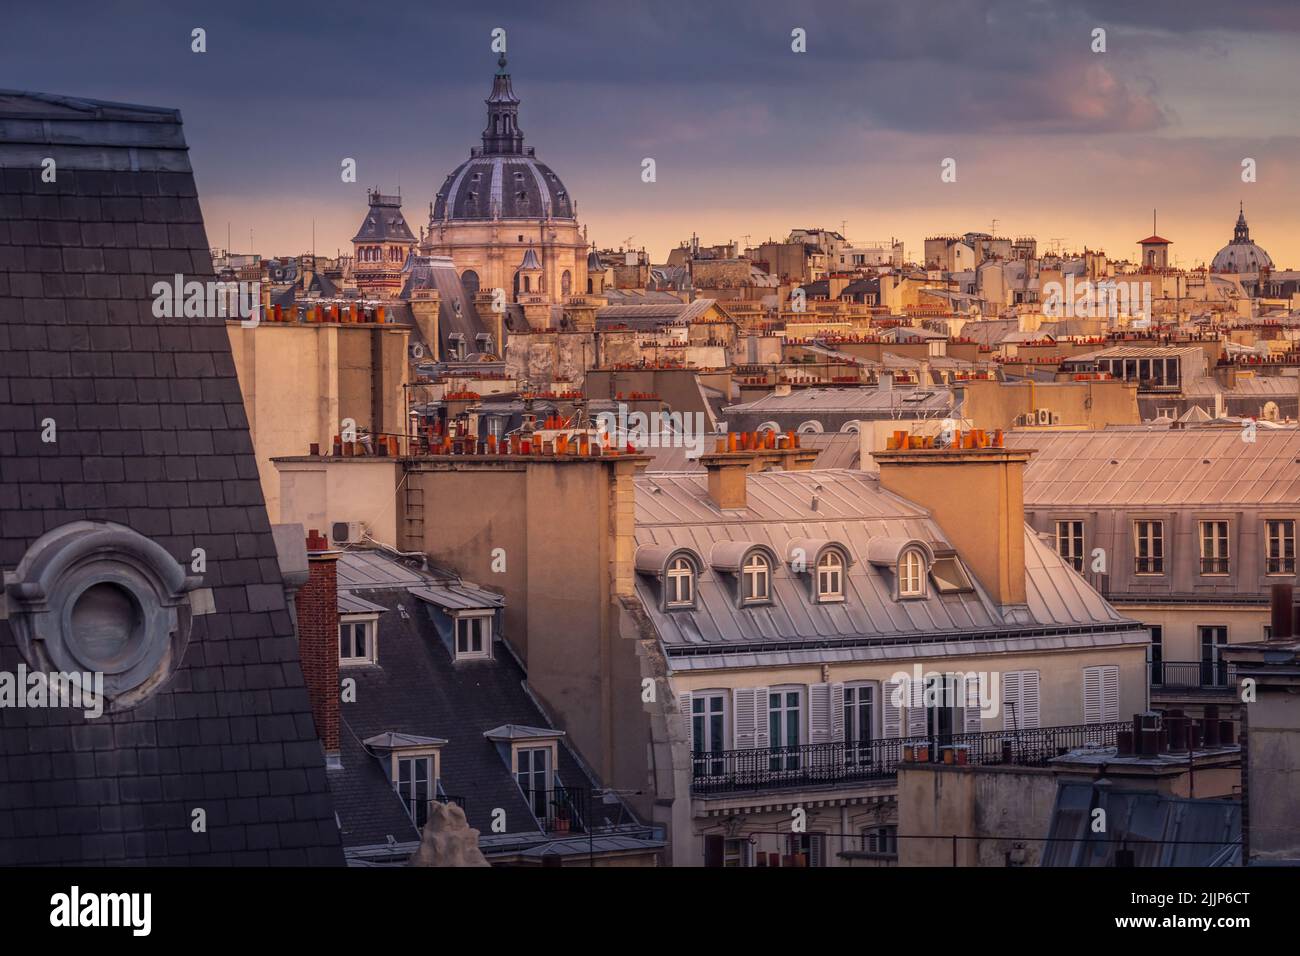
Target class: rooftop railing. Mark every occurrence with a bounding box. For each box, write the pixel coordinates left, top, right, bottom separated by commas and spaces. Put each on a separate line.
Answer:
689, 722, 1130, 795
1150, 660, 1236, 692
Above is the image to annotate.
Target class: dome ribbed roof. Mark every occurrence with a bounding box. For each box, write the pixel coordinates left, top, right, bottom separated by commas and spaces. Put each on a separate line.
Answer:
433, 155, 574, 221
432, 55, 575, 223
1211, 205, 1272, 273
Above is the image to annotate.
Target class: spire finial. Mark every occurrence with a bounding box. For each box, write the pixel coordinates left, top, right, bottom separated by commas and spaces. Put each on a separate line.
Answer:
497, 52, 508, 75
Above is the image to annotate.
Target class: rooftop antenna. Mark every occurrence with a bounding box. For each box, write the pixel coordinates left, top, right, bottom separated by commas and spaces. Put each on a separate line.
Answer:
990, 218, 999, 236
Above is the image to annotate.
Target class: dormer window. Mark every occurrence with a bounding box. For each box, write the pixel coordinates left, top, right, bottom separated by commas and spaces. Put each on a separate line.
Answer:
398, 754, 434, 828
666, 556, 696, 608
454, 612, 492, 660
899, 549, 926, 598
817, 551, 845, 601
339, 614, 378, 665
363, 733, 447, 831
742, 552, 771, 603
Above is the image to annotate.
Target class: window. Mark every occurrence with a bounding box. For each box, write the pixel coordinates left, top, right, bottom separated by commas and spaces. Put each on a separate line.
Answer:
1266, 519, 1295, 575
1055, 520, 1085, 573
1001, 671, 1041, 730
1149, 626, 1164, 685
1134, 520, 1164, 574
516, 747, 552, 819
816, 550, 844, 601
1199, 626, 1228, 687
742, 551, 771, 604
1082, 665, 1120, 724
786, 832, 826, 867
397, 755, 433, 829
768, 688, 802, 770
723, 838, 751, 867
454, 613, 491, 659
690, 692, 726, 777
339, 617, 376, 664
1199, 521, 1230, 575
666, 556, 695, 608
861, 825, 898, 858
899, 549, 925, 597
844, 683, 874, 766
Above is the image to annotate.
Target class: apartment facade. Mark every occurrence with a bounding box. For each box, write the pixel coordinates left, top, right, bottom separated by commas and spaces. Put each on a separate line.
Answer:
1011, 426, 1300, 714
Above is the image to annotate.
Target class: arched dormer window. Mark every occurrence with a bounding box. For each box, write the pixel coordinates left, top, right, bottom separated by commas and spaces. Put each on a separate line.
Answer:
817, 550, 844, 601
666, 556, 696, 608
742, 551, 771, 603
899, 548, 926, 598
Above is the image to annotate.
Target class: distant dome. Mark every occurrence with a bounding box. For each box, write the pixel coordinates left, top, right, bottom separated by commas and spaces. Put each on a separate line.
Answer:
431, 55, 575, 223
433, 155, 574, 221
1211, 205, 1272, 273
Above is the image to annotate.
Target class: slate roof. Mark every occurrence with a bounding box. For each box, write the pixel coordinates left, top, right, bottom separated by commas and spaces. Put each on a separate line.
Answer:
1042, 781, 1241, 867
351, 192, 416, 244
1007, 428, 1300, 506
633, 470, 1136, 661
0, 91, 343, 865
397, 255, 491, 355
433, 155, 574, 221
329, 550, 626, 850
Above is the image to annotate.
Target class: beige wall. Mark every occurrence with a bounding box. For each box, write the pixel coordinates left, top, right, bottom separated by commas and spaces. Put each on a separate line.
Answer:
228, 321, 410, 523
401, 457, 646, 790
958, 379, 1139, 431
424, 218, 587, 307
1117, 602, 1271, 661
274, 458, 402, 546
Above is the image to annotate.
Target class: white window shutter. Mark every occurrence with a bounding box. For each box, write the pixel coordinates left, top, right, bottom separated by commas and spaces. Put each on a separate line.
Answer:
1101, 666, 1119, 722
753, 686, 771, 750
733, 688, 757, 749
883, 680, 902, 738
809, 683, 832, 744
830, 683, 845, 743
1022, 671, 1041, 729
1002, 670, 1022, 731
678, 691, 694, 749
905, 676, 927, 737
963, 673, 983, 733
1082, 667, 1102, 724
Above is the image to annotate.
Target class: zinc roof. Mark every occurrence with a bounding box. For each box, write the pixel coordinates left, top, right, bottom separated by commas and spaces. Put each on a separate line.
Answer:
1008, 428, 1300, 506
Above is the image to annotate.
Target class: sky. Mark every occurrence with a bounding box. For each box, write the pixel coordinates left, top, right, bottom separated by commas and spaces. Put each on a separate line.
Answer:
4, 0, 1298, 268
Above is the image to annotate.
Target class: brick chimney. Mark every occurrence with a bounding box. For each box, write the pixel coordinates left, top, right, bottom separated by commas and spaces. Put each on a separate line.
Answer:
875, 437, 1032, 607
294, 528, 341, 768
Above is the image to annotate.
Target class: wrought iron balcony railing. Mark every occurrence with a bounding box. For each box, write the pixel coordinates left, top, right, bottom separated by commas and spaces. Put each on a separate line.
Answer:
689, 722, 1130, 795
1150, 660, 1236, 691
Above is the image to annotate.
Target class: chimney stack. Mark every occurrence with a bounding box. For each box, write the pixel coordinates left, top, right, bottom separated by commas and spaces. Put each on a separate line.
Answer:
294, 529, 342, 768
875, 441, 1033, 607
700, 432, 818, 510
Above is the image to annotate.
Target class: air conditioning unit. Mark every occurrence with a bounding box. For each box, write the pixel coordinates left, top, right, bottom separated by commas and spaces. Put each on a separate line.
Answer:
330, 521, 367, 546
1036, 408, 1051, 426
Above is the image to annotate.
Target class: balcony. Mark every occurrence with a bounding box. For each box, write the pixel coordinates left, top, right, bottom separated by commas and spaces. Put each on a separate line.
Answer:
689, 722, 1130, 796
1150, 660, 1236, 693
520, 785, 591, 835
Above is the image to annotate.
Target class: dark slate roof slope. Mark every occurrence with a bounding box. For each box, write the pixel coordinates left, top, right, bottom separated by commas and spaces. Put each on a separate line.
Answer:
331, 551, 608, 850
0, 91, 343, 865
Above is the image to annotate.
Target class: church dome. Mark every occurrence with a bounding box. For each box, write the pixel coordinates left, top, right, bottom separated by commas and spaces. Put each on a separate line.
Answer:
1211, 205, 1272, 273
432, 55, 575, 222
